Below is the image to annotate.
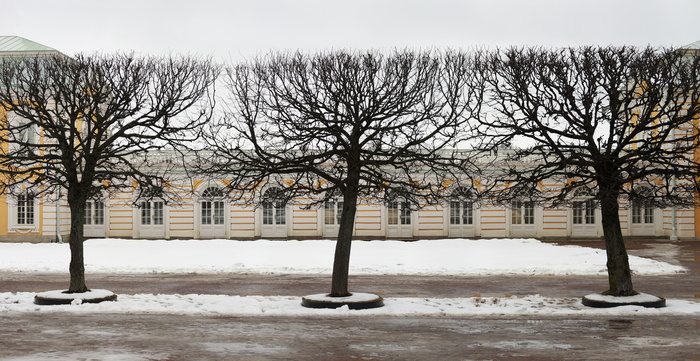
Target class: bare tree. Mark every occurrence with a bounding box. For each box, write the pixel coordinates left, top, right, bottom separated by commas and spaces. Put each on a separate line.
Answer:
200, 50, 482, 297
0, 53, 219, 293
477, 46, 700, 296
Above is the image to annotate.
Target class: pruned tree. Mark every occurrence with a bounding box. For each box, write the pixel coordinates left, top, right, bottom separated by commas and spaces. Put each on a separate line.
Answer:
477, 46, 700, 296
0, 53, 219, 293
200, 50, 482, 297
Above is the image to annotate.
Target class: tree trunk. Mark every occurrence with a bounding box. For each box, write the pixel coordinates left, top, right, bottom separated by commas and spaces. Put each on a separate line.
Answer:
599, 193, 635, 296
67, 189, 89, 293
329, 188, 359, 297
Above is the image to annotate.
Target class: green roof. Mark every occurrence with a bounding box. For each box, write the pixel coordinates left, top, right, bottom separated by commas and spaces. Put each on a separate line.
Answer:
0, 36, 61, 55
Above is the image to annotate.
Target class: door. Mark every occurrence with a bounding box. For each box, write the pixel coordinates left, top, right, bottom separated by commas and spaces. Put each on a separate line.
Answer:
83, 200, 105, 238
631, 200, 656, 236
200, 199, 225, 238
510, 200, 536, 238
323, 200, 344, 237
449, 200, 475, 237
140, 200, 165, 238
572, 199, 598, 237
387, 200, 412, 238
199, 186, 226, 238
261, 187, 287, 238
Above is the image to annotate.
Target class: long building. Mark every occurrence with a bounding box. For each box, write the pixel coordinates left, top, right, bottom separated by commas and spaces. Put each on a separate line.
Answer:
1, 37, 698, 242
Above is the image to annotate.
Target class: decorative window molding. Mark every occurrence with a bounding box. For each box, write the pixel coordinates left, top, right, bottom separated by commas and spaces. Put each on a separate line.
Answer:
7, 185, 40, 234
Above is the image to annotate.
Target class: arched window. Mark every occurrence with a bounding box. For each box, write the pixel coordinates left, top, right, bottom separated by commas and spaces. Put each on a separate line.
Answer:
198, 185, 228, 238
262, 187, 286, 226
201, 186, 226, 226
572, 187, 596, 226
202, 186, 225, 199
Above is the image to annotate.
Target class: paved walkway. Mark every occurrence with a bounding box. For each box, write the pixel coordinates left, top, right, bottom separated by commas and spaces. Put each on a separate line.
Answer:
2, 313, 699, 361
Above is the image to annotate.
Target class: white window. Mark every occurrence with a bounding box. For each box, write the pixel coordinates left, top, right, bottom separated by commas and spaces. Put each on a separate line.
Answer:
632, 200, 654, 224
85, 201, 105, 225
141, 200, 164, 225
512, 200, 534, 225
388, 200, 411, 225
324, 200, 343, 225
201, 187, 225, 226
573, 199, 595, 225
449, 187, 474, 226
11, 120, 38, 157
8, 188, 39, 232
17, 192, 34, 225
262, 187, 285, 225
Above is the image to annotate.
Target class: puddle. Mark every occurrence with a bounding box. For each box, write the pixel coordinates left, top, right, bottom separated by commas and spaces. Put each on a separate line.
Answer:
629, 244, 682, 266
347, 344, 425, 352
469, 340, 574, 350
199, 342, 287, 355
617, 336, 685, 348
0, 349, 170, 361
607, 319, 636, 330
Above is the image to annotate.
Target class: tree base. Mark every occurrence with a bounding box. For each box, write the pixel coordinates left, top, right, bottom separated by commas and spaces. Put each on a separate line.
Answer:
301, 293, 384, 310
34, 289, 118, 305
581, 292, 666, 308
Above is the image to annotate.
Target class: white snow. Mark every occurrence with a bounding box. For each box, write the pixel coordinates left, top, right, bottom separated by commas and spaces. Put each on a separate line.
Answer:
584, 292, 663, 303
303, 293, 381, 303
1, 292, 699, 316
0, 238, 697, 316
35, 289, 116, 301
0, 238, 686, 276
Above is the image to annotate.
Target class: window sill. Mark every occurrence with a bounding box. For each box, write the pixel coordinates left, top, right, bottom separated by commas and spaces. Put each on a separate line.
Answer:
9, 226, 39, 234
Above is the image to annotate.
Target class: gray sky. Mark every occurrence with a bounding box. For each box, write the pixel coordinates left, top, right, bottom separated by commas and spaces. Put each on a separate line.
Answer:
4, 0, 700, 59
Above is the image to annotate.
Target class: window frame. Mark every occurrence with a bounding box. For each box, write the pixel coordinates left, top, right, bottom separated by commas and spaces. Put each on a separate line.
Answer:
8, 186, 40, 233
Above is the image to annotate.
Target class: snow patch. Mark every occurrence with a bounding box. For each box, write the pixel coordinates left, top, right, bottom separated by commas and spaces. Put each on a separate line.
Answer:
303, 293, 381, 303
2, 292, 699, 316
0, 238, 686, 276
584, 292, 662, 303
35, 289, 115, 301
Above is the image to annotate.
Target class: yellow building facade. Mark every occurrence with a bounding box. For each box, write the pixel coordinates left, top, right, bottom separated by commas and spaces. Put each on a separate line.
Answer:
1, 37, 698, 243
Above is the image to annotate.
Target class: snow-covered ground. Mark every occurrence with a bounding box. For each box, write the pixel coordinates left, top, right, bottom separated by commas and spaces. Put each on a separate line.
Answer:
1, 238, 698, 316
0, 238, 686, 275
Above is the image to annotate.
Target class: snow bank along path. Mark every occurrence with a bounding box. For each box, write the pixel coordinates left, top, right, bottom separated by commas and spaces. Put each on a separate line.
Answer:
0, 238, 686, 276
2, 292, 699, 316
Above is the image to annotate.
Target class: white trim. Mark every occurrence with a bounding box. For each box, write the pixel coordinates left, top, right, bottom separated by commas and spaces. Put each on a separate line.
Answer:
7, 185, 40, 234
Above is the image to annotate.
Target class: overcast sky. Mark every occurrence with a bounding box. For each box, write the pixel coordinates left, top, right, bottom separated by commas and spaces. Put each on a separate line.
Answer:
4, 0, 700, 60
